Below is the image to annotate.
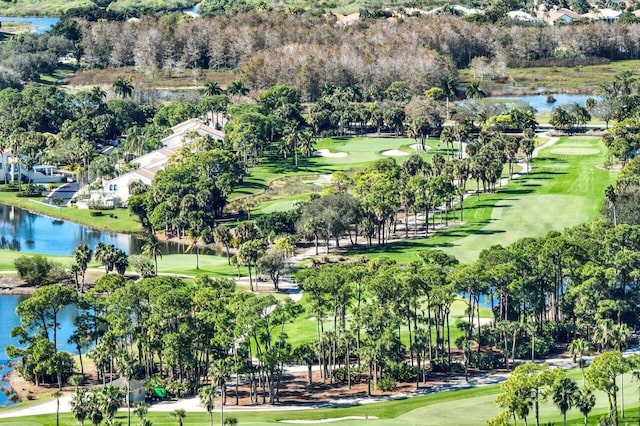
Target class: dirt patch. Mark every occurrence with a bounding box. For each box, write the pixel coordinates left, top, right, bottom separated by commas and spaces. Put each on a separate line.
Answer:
595, 163, 623, 171
280, 416, 378, 423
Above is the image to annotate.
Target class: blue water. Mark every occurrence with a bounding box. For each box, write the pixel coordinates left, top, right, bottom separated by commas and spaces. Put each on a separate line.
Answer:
183, 6, 200, 16
0, 16, 59, 34
492, 94, 599, 112
0, 204, 139, 256
0, 294, 81, 406
0, 204, 193, 256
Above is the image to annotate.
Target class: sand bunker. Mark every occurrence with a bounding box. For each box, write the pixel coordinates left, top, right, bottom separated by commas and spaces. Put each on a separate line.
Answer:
381, 149, 409, 156
310, 174, 332, 186
280, 416, 379, 424
550, 148, 600, 156
313, 149, 348, 158
410, 143, 429, 152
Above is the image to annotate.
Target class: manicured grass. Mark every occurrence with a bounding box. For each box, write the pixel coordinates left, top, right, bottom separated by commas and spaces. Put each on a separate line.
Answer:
155, 253, 248, 277
230, 136, 451, 202
348, 136, 615, 264
0, 191, 142, 234
279, 292, 493, 350
1, 373, 638, 425
0, 250, 73, 271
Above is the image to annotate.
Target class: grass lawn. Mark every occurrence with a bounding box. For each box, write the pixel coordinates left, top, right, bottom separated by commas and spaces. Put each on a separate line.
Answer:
230, 136, 451, 204
0, 372, 637, 425
348, 135, 615, 264
0, 191, 142, 234
279, 292, 493, 350
460, 59, 640, 93
155, 253, 248, 277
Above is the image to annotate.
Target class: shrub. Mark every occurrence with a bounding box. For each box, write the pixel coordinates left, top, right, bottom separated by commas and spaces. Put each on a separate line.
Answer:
471, 353, 503, 370
376, 377, 397, 392
333, 365, 363, 384
430, 360, 465, 373
383, 361, 416, 383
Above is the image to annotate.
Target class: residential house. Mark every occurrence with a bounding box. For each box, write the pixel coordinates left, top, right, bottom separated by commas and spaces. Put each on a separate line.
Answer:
546, 8, 581, 24
96, 118, 224, 206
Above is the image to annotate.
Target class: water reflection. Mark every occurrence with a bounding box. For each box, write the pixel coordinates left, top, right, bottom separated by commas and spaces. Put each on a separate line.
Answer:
0, 204, 193, 256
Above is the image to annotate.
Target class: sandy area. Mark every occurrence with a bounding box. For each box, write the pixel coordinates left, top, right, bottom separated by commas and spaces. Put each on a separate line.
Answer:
409, 143, 429, 152
313, 149, 348, 158
381, 149, 409, 156
281, 416, 379, 423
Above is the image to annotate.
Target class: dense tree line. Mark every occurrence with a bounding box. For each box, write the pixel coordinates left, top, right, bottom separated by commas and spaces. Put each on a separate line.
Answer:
62, 12, 640, 100
11, 219, 640, 415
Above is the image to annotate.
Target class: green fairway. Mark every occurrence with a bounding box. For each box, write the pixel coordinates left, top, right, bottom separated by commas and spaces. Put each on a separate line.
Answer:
229, 136, 451, 202
0, 370, 637, 425
349, 135, 615, 264
155, 253, 247, 277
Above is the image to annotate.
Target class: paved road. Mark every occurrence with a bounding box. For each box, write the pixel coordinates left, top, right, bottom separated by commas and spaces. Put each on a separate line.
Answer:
44, 181, 78, 206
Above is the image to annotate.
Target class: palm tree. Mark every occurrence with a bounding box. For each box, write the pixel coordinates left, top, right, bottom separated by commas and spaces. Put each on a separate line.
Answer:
593, 318, 615, 351
90, 86, 107, 105
569, 338, 590, 385
171, 409, 186, 426
52, 390, 62, 426
186, 227, 202, 270
465, 80, 486, 99
141, 234, 163, 276
227, 80, 248, 102
99, 385, 124, 422
199, 385, 216, 426
68, 374, 83, 391
552, 377, 579, 426
437, 76, 458, 120
134, 402, 148, 425
210, 359, 231, 426
574, 387, 596, 426
214, 225, 233, 265
94, 242, 109, 273
203, 81, 223, 96
70, 389, 89, 426
117, 351, 137, 426
73, 243, 92, 293
113, 77, 134, 99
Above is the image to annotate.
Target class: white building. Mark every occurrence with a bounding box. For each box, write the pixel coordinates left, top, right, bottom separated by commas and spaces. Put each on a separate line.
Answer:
581, 8, 622, 22
0, 152, 66, 184
97, 118, 224, 206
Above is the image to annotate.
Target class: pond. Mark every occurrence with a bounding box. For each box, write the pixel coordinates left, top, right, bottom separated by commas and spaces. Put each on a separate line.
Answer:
0, 294, 81, 406
0, 204, 190, 256
490, 94, 600, 112
0, 16, 59, 34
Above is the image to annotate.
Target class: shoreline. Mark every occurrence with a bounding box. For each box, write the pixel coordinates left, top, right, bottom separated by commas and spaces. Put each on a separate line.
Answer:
0, 198, 143, 235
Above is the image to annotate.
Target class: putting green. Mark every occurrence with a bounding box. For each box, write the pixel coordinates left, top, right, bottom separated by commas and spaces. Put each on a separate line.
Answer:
261, 200, 299, 214
550, 147, 600, 155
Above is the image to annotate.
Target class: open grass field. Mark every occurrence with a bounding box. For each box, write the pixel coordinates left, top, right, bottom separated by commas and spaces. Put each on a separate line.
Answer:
349, 136, 615, 264
460, 59, 640, 94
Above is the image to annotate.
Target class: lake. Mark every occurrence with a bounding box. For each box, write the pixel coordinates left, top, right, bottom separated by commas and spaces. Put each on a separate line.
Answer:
0, 204, 192, 256
0, 16, 59, 34
491, 94, 599, 112
0, 294, 80, 406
